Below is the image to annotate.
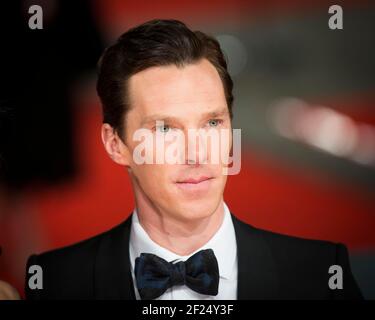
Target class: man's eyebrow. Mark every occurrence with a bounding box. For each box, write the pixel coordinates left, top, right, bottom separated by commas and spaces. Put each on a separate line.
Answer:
141, 107, 229, 126
203, 108, 229, 119
141, 115, 179, 126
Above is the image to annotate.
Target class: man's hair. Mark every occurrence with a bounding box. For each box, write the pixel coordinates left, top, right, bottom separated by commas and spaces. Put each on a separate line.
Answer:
97, 19, 234, 138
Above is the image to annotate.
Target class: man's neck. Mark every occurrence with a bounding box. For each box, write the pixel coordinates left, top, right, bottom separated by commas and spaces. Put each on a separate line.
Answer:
135, 200, 225, 257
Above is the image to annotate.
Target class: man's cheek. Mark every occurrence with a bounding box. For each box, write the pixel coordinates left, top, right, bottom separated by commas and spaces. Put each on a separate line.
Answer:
143, 170, 166, 193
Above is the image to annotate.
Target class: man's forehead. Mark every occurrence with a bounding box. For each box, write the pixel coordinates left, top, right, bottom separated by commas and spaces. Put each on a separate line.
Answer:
129, 58, 219, 84
127, 59, 225, 109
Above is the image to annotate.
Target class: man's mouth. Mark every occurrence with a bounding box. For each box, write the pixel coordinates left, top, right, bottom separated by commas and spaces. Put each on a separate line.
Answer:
176, 176, 212, 184
175, 176, 214, 194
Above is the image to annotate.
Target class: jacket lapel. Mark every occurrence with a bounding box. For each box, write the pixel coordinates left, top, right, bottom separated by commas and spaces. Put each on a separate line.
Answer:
94, 214, 136, 299
231, 213, 279, 299
93, 212, 279, 300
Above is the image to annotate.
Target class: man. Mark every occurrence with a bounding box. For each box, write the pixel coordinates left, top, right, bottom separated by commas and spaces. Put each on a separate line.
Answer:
25, 19, 362, 300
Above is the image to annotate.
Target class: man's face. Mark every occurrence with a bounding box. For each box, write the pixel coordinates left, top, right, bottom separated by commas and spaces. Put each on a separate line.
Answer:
122, 58, 232, 222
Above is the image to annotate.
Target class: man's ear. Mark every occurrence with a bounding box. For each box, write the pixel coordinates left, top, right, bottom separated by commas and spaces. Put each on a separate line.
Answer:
101, 123, 132, 166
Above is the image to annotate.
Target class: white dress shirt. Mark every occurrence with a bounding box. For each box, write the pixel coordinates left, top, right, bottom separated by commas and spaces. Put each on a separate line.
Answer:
129, 201, 238, 300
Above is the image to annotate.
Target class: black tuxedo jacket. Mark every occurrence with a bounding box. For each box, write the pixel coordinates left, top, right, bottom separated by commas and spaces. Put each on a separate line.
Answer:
25, 213, 363, 300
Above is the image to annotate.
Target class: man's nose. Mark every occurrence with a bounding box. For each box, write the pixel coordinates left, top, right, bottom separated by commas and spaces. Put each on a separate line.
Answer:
185, 130, 208, 165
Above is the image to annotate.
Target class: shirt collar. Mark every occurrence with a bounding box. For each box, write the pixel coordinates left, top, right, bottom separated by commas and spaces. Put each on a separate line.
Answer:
129, 201, 237, 280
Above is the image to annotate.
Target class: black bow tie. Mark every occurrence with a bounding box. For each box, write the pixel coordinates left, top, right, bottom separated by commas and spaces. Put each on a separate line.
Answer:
134, 248, 219, 300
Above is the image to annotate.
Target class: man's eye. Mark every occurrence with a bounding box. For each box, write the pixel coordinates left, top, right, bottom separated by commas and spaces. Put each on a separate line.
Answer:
157, 125, 170, 133
208, 119, 222, 127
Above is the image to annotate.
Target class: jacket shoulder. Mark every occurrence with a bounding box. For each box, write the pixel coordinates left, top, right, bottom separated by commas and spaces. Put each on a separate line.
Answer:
232, 214, 363, 299
232, 214, 338, 256
25, 217, 131, 299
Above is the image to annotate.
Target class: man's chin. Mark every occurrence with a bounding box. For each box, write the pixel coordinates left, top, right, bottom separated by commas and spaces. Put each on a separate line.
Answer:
171, 200, 221, 222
